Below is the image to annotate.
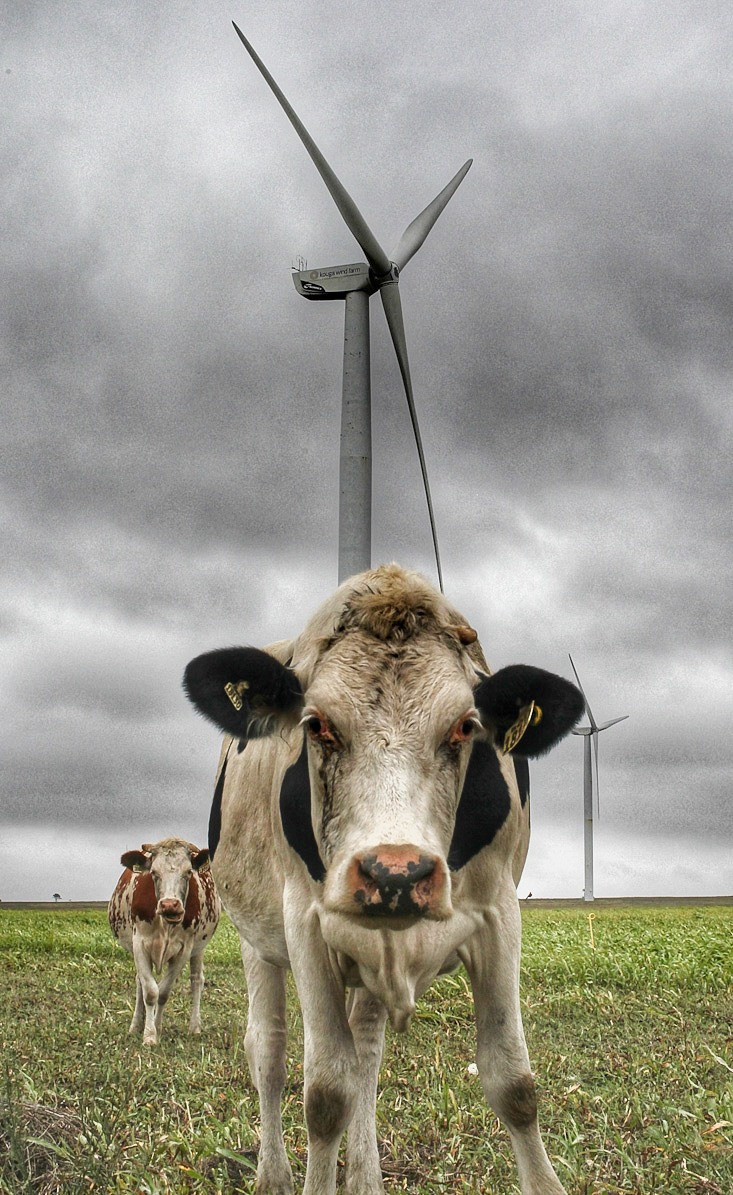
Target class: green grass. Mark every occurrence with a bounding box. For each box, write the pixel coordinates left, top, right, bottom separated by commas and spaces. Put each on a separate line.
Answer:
0, 906, 730, 1193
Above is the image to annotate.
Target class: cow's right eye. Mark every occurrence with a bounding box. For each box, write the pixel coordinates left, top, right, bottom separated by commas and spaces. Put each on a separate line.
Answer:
306, 715, 338, 745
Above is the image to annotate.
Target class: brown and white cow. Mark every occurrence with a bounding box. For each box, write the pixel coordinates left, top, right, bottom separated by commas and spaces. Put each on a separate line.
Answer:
183, 564, 584, 1194
108, 837, 220, 1046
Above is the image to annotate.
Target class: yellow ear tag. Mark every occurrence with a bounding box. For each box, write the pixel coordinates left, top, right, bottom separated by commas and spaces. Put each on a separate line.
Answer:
503, 701, 542, 753
224, 680, 249, 711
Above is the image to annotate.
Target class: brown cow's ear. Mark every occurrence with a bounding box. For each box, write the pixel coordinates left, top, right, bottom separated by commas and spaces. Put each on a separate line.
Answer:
191, 848, 210, 872
121, 849, 152, 873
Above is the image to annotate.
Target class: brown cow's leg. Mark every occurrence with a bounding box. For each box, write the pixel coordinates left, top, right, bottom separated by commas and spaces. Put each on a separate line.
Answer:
188, 950, 205, 1034
155, 949, 189, 1038
129, 974, 145, 1035
344, 987, 387, 1194
240, 937, 294, 1195
132, 938, 160, 1046
460, 885, 568, 1195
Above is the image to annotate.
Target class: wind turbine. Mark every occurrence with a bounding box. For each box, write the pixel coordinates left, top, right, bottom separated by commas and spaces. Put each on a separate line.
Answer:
232, 23, 473, 589
568, 655, 629, 902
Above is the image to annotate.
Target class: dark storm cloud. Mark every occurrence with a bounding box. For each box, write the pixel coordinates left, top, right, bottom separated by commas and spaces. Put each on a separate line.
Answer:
3, 1, 344, 571
1, 0, 730, 895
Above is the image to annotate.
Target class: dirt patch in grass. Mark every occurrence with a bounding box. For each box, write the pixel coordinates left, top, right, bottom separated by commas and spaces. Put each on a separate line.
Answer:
0, 1098, 86, 1194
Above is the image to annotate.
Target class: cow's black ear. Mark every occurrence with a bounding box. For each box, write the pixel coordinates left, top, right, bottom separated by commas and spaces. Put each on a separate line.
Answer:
475, 665, 584, 757
183, 647, 303, 741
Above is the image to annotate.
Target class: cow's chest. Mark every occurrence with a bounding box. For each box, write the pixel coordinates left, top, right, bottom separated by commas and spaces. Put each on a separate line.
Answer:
148, 926, 187, 974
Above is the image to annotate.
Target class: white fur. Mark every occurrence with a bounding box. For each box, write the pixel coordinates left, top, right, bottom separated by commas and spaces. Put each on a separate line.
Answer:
208, 567, 564, 1194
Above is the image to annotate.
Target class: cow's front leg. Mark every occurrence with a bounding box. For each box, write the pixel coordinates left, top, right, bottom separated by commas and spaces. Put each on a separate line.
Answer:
344, 987, 387, 1194
129, 974, 145, 1035
285, 892, 359, 1195
461, 885, 567, 1195
188, 950, 205, 1035
240, 937, 293, 1195
132, 940, 160, 1046
155, 949, 190, 1037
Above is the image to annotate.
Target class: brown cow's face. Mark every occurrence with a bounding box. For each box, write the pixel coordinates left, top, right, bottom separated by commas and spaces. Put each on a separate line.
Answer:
149, 844, 192, 923
301, 630, 481, 924
122, 839, 209, 924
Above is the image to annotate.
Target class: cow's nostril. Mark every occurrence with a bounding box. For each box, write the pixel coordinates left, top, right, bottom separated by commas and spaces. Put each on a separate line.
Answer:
405, 856, 436, 883
358, 854, 384, 884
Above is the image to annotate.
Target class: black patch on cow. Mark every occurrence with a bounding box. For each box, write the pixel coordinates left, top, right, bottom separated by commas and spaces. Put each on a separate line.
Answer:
513, 755, 530, 809
447, 739, 512, 871
474, 665, 584, 757
280, 739, 326, 883
498, 1074, 538, 1129
208, 757, 227, 862
305, 1083, 351, 1142
183, 646, 303, 741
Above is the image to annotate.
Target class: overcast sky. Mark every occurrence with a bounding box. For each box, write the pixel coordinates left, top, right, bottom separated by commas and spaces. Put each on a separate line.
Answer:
2, 0, 731, 901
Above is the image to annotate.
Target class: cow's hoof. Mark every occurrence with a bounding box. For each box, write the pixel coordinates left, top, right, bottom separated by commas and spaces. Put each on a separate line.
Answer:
200, 1151, 279, 1190
255, 1156, 294, 1195
255, 1174, 293, 1195
345, 1161, 385, 1194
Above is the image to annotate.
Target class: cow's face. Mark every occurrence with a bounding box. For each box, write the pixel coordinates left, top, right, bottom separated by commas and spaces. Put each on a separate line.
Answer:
301, 629, 479, 922
121, 838, 210, 924
184, 613, 583, 928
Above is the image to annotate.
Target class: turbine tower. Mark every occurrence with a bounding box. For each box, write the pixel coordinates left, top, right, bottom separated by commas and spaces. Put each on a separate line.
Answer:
232, 23, 472, 588
568, 655, 629, 902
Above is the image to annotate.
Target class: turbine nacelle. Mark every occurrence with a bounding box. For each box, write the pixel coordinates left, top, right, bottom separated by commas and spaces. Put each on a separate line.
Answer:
293, 263, 372, 300
292, 261, 402, 301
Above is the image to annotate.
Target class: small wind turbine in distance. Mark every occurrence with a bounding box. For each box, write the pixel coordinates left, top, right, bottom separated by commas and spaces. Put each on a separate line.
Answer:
568, 655, 629, 902
232, 22, 473, 590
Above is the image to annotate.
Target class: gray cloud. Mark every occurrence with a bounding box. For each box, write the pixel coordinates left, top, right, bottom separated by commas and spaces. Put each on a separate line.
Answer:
2, 0, 730, 897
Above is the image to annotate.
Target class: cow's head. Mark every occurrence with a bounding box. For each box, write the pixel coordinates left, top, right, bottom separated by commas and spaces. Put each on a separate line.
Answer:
121, 837, 210, 924
184, 566, 583, 926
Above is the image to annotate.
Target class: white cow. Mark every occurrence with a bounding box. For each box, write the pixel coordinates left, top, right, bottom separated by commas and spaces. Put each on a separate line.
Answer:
183, 564, 584, 1193
108, 837, 220, 1045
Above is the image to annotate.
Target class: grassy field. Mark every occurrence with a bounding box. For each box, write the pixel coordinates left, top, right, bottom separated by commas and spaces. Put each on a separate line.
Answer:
0, 905, 730, 1194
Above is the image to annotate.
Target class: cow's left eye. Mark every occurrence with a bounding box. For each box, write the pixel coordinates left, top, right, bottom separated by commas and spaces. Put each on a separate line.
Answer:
449, 717, 476, 745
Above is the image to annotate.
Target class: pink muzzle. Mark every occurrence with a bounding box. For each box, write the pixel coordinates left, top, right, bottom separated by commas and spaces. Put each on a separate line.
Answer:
344, 844, 451, 921
157, 898, 185, 923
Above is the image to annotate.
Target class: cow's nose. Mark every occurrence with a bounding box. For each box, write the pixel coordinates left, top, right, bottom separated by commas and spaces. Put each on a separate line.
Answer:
158, 898, 184, 921
349, 844, 448, 919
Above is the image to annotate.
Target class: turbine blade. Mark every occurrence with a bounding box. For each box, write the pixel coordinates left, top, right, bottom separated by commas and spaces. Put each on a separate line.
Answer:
593, 732, 600, 819
232, 23, 391, 278
568, 655, 599, 731
379, 280, 443, 591
391, 160, 473, 271
598, 715, 629, 731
